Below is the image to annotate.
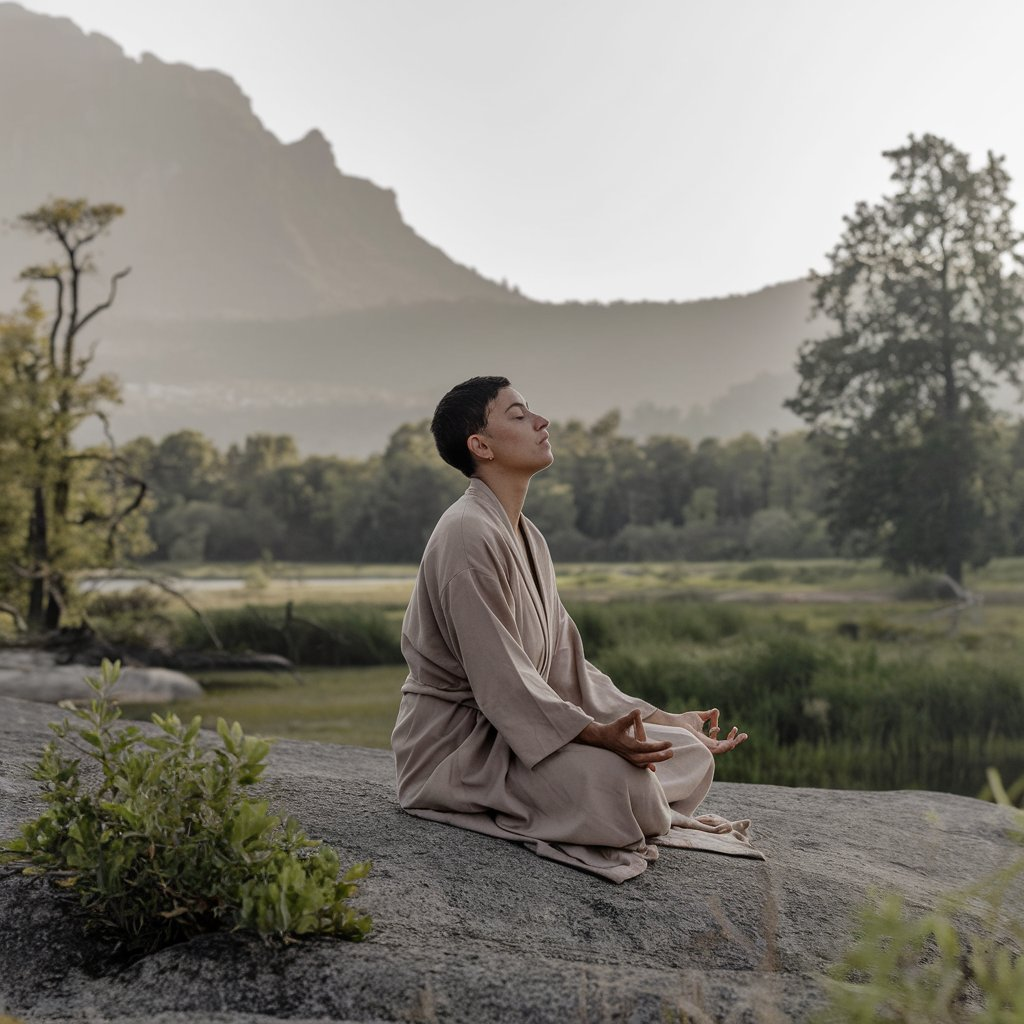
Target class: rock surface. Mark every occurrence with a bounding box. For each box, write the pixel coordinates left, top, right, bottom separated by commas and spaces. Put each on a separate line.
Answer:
1, 694, 1021, 1024
0, 650, 202, 703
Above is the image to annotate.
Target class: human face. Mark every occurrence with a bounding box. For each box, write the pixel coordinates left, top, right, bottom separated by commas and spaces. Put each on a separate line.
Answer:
472, 386, 553, 475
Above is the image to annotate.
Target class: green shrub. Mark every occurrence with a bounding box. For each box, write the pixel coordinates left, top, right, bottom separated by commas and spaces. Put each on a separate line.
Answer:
980, 767, 1024, 807
821, 774, 1024, 1023
1, 660, 372, 955
791, 563, 859, 584
736, 561, 783, 582
84, 587, 179, 650
174, 602, 403, 666
581, 609, 1024, 793
84, 588, 170, 619
566, 598, 746, 655
894, 574, 959, 601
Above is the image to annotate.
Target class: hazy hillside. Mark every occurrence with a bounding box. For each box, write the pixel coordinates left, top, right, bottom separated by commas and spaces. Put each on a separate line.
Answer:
0, 2, 520, 318
93, 284, 814, 453
0, 2, 820, 454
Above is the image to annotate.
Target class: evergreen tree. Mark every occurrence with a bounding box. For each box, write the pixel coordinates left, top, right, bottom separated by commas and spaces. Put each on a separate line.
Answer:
786, 135, 1024, 581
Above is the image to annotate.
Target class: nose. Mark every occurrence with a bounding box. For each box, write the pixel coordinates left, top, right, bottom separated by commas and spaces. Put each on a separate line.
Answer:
534, 412, 549, 430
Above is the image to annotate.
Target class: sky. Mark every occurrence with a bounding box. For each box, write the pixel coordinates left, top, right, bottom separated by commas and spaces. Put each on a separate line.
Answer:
17, 0, 1024, 304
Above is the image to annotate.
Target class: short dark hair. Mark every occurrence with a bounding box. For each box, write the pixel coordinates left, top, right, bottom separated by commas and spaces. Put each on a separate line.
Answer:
431, 376, 510, 477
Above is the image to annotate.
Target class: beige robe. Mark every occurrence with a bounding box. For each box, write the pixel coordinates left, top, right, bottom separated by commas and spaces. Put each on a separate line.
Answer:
392, 478, 761, 882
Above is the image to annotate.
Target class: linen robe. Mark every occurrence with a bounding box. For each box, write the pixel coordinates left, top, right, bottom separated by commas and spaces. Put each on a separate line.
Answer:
392, 478, 761, 882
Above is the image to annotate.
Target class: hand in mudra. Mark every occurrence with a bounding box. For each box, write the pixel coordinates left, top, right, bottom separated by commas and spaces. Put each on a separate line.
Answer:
576, 709, 673, 772
675, 708, 748, 755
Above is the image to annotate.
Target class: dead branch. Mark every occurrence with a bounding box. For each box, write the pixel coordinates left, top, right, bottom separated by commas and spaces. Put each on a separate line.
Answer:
75, 267, 130, 336
104, 477, 147, 556
0, 602, 27, 632
108, 570, 223, 651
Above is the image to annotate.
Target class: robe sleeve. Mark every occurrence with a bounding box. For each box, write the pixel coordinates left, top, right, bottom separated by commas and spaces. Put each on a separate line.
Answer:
548, 600, 658, 721
441, 567, 594, 769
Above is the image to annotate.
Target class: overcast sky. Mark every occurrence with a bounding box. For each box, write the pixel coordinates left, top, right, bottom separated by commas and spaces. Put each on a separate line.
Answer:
18, 0, 1024, 304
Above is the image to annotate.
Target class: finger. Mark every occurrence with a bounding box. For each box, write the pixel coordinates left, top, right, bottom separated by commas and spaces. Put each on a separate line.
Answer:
633, 710, 647, 742
707, 708, 720, 733
630, 746, 674, 766
710, 731, 748, 754
616, 710, 641, 738
628, 738, 673, 755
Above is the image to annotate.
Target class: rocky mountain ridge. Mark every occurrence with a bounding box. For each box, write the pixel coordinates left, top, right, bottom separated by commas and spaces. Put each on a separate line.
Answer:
0, 2, 822, 452
0, 2, 520, 319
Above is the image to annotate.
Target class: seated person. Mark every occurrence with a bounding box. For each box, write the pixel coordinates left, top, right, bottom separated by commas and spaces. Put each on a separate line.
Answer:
392, 376, 760, 881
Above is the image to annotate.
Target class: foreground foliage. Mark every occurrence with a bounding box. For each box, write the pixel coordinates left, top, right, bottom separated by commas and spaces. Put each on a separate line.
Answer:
0, 660, 372, 954
822, 775, 1024, 1023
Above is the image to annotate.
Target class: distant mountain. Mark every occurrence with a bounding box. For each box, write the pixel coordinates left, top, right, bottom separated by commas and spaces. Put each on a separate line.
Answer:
0, 2, 521, 318
623, 371, 803, 442
0, 3, 825, 454
90, 284, 817, 454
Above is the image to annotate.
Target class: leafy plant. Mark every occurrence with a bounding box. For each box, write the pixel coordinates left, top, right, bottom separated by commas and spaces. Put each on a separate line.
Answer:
821, 771, 1024, 1022
1, 659, 372, 954
979, 766, 1024, 808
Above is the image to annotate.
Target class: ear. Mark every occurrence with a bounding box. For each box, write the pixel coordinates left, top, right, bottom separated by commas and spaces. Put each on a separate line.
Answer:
467, 433, 492, 463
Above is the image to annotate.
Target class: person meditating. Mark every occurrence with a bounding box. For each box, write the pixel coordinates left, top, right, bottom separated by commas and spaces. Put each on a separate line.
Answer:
392, 376, 761, 881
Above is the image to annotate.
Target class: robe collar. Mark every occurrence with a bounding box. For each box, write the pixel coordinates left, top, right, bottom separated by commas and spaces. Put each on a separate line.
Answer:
465, 477, 551, 655
465, 476, 519, 538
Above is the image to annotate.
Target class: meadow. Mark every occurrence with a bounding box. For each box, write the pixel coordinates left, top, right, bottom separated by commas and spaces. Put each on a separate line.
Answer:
102, 557, 1024, 801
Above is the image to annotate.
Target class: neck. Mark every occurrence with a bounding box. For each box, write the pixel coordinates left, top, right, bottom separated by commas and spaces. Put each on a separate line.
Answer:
473, 467, 531, 529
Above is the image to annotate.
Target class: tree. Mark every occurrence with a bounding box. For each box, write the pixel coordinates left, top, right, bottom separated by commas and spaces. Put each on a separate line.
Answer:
0, 199, 146, 630
786, 134, 1024, 582
151, 430, 224, 501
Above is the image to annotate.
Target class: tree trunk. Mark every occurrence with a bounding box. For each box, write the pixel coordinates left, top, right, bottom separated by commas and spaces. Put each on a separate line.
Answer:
941, 369, 965, 585
939, 248, 964, 586
44, 573, 63, 630
26, 485, 48, 629
945, 495, 964, 584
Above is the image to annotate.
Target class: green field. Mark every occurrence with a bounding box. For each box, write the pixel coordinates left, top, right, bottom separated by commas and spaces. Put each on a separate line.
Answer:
122, 666, 406, 748
99, 558, 1024, 801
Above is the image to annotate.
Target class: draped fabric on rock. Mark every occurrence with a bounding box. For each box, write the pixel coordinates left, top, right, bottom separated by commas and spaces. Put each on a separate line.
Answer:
392, 478, 761, 882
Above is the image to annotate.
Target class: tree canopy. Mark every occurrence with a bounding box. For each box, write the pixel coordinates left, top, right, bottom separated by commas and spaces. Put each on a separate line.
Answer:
786, 134, 1024, 581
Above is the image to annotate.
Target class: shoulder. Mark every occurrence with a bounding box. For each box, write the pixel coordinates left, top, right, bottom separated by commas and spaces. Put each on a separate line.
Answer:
422, 488, 513, 586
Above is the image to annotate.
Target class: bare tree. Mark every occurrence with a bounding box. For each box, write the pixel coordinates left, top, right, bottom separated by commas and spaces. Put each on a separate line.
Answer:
1, 199, 146, 631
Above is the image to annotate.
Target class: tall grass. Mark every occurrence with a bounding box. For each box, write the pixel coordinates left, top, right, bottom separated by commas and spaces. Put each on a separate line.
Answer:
173, 602, 404, 666
568, 599, 1024, 796
102, 589, 1024, 797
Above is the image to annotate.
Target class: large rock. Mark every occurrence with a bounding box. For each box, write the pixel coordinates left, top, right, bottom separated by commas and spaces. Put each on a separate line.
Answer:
0, 694, 1020, 1023
0, 650, 202, 704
